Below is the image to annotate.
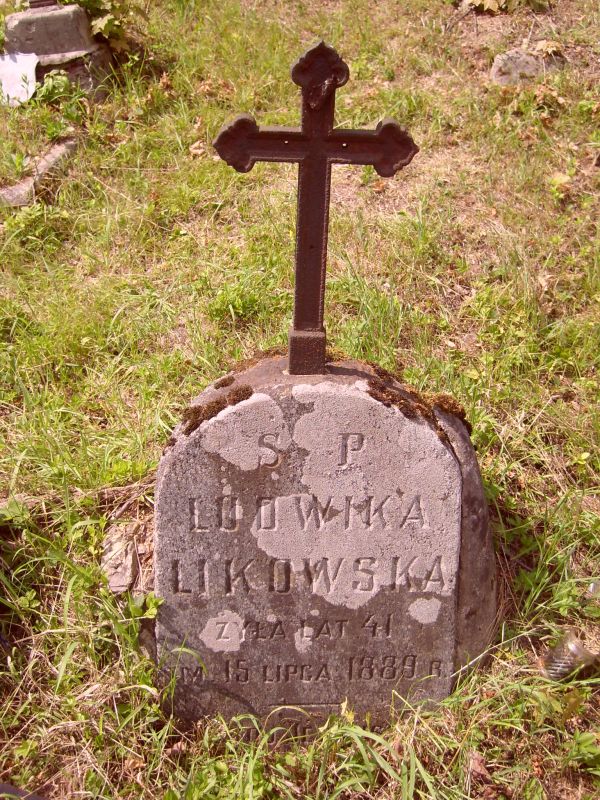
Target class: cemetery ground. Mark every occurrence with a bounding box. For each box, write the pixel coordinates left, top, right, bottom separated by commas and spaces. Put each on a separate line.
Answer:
0, 0, 599, 797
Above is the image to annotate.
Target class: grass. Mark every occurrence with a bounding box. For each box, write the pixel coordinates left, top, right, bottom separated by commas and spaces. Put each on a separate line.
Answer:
1, 0, 599, 796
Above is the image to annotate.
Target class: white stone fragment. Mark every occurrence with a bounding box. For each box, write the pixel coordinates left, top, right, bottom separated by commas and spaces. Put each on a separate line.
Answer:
0, 52, 38, 106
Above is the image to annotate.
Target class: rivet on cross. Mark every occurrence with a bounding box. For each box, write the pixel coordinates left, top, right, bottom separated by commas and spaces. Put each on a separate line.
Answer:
214, 41, 418, 375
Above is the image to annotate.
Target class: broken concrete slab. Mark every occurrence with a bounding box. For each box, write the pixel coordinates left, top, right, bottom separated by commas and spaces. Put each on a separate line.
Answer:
0, 138, 77, 208
490, 47, 566, 86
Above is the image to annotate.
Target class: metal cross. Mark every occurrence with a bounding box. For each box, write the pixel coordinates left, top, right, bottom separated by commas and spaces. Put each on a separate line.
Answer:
214, 41, 418, 374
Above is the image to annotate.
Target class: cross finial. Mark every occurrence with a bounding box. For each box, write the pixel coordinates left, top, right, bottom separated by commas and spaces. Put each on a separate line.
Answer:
215, 42, 418, 374
290, 41, 349, 109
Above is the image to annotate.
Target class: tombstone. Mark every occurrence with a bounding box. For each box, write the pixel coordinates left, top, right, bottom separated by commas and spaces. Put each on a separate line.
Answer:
3, 1, 112, 95
154, 42, 497, 735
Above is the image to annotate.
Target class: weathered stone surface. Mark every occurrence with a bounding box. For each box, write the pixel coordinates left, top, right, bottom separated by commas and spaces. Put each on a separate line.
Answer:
5, 5, 95, 58
154, 357, 496, 733
490, 48, 565, 86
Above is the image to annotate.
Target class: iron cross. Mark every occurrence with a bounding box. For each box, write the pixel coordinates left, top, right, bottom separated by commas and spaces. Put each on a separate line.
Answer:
214, 41, 418, 374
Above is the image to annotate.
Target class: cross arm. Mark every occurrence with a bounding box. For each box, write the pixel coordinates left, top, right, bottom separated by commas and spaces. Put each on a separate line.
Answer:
327, 119, 418, 177
214, 114, 307, 173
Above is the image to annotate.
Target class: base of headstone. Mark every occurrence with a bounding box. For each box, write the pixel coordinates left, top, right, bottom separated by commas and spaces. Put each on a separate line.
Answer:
154, 355, 497, 735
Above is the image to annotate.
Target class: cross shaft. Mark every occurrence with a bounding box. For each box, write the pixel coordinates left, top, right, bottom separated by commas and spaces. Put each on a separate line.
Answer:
215, 42, 418, 374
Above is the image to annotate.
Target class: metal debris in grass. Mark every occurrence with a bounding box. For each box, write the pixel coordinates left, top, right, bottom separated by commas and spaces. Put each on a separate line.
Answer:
543, 630, 599, 681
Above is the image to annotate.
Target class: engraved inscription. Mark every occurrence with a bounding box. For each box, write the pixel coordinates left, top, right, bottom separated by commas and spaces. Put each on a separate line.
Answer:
295, 495, 338, 529
352, 557, 377, 591
262, 663, 332, 683
190, 496, 240, 532
258, 433, 282, 467
171, 558, 207, 595
303, 558, 344, 592
348, 655, 419, 681
175, 655, 450, 687
362, 613, 393, 638
168, 555, 450, 598
429, 660, 442, 677
251, 493, 430, 532
344, 496, 391, 529
225, 558, 254, 594
191, 493, 435, 535
256, 497, 277, 530
269, 558, 291, 593
339, 433, 365, 465
299, 618, 349, 640
244, 619, 286, 640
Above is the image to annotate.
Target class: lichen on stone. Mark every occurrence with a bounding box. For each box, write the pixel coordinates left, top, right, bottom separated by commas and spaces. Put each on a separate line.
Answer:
367, 377, 438, 426
180, 384, 254, 436
426, 392, 472, 435
214, 374, 235, 389
367, 375, 471, 445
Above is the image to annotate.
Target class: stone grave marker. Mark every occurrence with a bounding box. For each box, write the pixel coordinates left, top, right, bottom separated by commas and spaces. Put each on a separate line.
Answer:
4, 1, 111, 95
154, 42, 497, 735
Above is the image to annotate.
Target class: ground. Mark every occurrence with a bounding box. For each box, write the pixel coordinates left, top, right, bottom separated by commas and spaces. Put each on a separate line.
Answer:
0, 0, 599, 798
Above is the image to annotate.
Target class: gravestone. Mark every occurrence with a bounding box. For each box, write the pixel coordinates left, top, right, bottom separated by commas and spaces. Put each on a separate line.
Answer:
3, 1, 111, 95
154, 42, 497, 735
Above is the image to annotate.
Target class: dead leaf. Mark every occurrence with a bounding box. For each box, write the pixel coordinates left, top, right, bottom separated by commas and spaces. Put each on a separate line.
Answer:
197, 78, 234, 99
534, 85, 566, 112
533, 39, 564, 57
468, 750, 492, 781
371, 179, 387, 193
165, 739, 188, 757
482, 0, 500, 12
124, 756, 144, 771
189, 140, 206, 158
537, 271, 550, 293
160, 72, 172, 89
549, 171, 572, 197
